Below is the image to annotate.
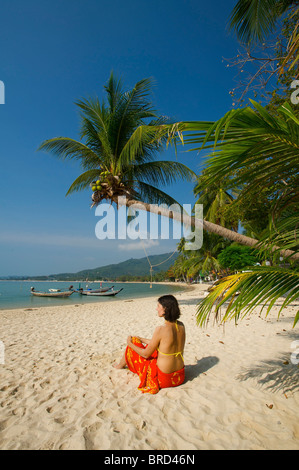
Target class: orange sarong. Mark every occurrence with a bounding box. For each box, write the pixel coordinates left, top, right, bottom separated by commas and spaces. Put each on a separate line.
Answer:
125, 337, 185, 394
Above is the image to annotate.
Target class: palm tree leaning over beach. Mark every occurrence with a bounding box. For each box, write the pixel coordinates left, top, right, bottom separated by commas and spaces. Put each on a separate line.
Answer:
39, 72, 274, 251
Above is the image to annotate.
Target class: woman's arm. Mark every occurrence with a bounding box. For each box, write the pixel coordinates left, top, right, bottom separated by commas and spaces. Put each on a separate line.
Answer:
135, 336, 151, 345
127, 327, 161, 359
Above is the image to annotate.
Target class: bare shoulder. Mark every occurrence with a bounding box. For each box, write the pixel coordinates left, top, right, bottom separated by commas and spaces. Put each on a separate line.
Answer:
153, 325, 163, 337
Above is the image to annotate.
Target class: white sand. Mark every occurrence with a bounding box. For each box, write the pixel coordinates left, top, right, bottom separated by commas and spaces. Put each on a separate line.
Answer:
0, 283, 298, 450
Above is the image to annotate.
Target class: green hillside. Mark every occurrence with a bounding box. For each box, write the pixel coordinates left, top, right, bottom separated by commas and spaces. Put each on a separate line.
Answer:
49, 252, 178, 281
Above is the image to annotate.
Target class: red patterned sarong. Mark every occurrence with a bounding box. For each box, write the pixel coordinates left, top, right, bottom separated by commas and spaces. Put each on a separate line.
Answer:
125, 337, 185, 394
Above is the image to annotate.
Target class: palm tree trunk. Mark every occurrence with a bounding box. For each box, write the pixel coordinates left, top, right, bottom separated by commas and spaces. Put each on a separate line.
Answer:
118, 198, 299, 261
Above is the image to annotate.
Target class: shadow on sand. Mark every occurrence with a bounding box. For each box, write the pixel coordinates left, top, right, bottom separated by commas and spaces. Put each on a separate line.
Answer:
184, 356, 219, 383
236, 351, 299, 394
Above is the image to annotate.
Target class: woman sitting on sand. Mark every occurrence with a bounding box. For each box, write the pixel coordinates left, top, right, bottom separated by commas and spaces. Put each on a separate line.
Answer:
113, 295, 185, 394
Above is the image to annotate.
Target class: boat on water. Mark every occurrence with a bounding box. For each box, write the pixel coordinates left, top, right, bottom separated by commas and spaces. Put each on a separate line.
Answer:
81, 288, 123, 297
77, 285, 114, 295
30, 287, 74, 298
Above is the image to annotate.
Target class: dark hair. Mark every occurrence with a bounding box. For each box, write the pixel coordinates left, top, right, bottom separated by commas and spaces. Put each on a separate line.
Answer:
158, 295, 181, 322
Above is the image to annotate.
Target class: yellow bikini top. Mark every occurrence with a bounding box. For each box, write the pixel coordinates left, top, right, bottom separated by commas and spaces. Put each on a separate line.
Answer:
157, 321, 184, 359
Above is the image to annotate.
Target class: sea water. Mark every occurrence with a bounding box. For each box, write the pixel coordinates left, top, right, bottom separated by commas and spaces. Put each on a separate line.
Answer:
0, 281, 185, 310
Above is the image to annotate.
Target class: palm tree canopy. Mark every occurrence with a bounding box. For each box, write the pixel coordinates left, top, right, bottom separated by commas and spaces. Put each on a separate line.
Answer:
38, 72, 196, 208
171, 100, 299, 202
165, 100, 299, 326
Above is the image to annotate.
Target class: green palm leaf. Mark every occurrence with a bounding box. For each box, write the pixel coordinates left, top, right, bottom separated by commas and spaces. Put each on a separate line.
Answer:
176, 101, 299, 198
196, 267, 299, 327
66, 169, 102, 195
229, 0, 294, 44
38, 137, 101, 168
134, 181, 186, 207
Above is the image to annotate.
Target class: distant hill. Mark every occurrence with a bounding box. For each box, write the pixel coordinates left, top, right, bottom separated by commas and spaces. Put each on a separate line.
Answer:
52, 252, 178, 281
5, 252, 178, 281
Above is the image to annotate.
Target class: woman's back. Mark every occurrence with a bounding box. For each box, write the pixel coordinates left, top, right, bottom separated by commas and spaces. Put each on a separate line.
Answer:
157, 320, 185, 374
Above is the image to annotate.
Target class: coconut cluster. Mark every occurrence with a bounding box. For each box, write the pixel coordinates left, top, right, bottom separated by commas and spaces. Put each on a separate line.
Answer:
91, 170, 132, 206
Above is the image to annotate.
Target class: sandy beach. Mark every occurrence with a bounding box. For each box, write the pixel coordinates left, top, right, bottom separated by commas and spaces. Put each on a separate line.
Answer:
0, 283, 298, 450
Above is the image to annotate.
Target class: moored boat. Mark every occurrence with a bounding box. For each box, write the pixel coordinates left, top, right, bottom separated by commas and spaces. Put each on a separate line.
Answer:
82, 288, 123, 297
30, 287, 74, 298
78, 285, 114, 295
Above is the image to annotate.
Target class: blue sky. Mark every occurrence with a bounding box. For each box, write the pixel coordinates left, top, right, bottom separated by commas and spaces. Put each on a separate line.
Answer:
0, 0, 240, 276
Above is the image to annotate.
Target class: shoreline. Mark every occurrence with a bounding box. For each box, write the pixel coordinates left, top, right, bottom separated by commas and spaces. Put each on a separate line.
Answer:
0, 283, 298, 450
0, 281, 194, 312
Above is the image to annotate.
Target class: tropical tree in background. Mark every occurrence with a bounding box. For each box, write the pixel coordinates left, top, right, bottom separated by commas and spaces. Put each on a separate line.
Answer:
172, 234, 230, 282
194, 170, 239, 231
168, 100, 299, 326
227, 0, 299, 103
217, 244, 260, 272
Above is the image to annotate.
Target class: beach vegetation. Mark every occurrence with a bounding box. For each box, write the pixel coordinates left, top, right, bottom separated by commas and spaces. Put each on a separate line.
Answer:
217, 244, 260, 271
171, 234, 230, 282
167, 100, 298, 326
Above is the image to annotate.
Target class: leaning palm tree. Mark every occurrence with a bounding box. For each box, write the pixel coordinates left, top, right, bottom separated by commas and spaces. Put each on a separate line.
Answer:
38, 72, 196, 209
39, 73, 272, 252
169, 100, 299, 326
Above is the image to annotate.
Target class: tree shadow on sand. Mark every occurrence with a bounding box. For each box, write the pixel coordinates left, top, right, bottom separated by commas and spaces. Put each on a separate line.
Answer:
184, 356, 219, 383
236, 352, 299, 394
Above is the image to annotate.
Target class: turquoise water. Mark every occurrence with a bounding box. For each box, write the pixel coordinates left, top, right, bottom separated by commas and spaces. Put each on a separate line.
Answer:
0, 281, 185, 310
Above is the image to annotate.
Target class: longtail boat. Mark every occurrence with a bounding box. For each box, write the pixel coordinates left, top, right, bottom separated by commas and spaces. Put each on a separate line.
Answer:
30, 287, 74, 298
78, 286, 114, 295
81, 288, 123, 297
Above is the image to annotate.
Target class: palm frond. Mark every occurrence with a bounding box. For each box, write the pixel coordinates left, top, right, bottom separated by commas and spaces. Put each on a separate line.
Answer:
196, 266, 299, 328
113, 77, 157, 158
176, 101, 299, 195
134, 181, 185, 208
66, 169, 101, 195
104, 71, 123, 113
258, 211, 299, 259
38, 137, 101, 167
133, 161, 196, 187
116, 125, 162, 171
229, 0, 292, 44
